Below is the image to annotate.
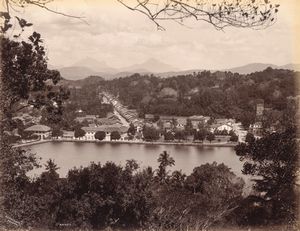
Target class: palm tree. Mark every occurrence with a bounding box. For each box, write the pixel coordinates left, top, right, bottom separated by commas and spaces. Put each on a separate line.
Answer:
45, 159, 59, 176
157, 151, 175, 183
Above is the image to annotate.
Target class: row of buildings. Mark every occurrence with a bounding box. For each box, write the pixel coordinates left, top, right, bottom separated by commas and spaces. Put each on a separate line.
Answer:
101, 92, 144, 129
75, 113, 122, 126
145, 114, 247, 142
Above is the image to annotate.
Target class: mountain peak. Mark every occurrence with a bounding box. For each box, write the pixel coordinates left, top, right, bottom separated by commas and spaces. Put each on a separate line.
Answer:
121, 58, 179, 73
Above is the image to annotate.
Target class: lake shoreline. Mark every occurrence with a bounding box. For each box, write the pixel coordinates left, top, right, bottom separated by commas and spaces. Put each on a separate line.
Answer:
14, 138, 238, 148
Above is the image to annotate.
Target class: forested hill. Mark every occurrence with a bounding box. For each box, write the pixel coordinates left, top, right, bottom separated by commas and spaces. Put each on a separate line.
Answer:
100, 68, 298, 128
59, 75, 105, 88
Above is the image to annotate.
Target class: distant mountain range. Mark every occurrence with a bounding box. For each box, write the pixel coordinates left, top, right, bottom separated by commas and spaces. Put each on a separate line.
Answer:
49, 57, 300, 80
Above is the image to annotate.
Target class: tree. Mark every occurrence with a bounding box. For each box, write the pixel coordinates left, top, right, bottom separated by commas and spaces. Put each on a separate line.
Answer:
1, 13, 69, 134
194, 130, 206, 142
52, 127, 63, 138
74, 127, 86, 138
157, 151, 175, 183
125, 159, 139, 173
245, 132, 255, 143
235, 128, 298, 223
3, 0, 280, 31
0, 142, 40, 225
169, 170, 186, 188
95, 131, 106, 140
206, 132, 215, 143
142, 126, 160, 141
110, 131, 121, 140
118, 0, 280, 30
229, 132, 239, 142
127, 123, 136, 136
185, 118, 193, 135
171, 118, 178, 130
157, 119, 164, 129
153, 114, 160, 122
39, 159, 60, 183
195, 122, 208, 141
164, 131, 174, 141
239, 111, 256, 129
184, 162, 244, 229
174, 130, 186, 141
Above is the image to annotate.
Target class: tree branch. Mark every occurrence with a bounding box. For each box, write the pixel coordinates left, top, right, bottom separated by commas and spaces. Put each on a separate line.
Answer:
117, 0, 280, 30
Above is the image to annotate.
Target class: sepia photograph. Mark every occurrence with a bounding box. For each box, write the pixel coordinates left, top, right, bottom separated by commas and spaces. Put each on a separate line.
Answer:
0, 0, 299, 230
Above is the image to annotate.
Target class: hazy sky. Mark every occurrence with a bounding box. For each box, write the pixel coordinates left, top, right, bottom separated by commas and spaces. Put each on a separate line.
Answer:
11, 0, 299, 70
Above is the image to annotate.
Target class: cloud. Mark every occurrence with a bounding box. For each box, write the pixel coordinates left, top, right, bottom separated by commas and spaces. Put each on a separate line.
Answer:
12, 0, 297, 70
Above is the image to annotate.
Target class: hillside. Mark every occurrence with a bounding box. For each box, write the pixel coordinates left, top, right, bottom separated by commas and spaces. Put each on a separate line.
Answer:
52, 59, 300, 80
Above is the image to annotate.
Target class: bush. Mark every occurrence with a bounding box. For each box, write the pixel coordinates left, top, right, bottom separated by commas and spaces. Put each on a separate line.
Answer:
143, 126, 160, 141
74, 127, 86, 138
95, 131, 106, 140
111, 131, 121, 140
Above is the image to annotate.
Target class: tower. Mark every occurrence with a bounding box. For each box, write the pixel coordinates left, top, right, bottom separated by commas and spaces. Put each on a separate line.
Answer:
256, 99, 264, 120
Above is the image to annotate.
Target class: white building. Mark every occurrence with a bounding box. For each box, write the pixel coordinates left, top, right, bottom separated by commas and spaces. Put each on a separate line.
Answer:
210, 124, 233, 133
82, 125, 128, 141
25, 125, 52, 139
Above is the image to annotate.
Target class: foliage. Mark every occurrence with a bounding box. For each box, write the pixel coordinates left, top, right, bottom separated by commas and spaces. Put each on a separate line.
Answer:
229, 132, 239, 142
235, 128, 298, 224
152, 162, 244, 230
245, 132, 255, 143
127, 123, 136, 135
94, 131, 106, 141
206, 132, 215, 143
156, 151, 175, 183
7, 137, 296, 229
0, 141, 41, 225
184, 118, 193, 135
174, 130, 186, 141
194, 123, 208, 141
74, 127, 86, 138
142, 126, 160, 141
0, 14, 69, 139
103, 69, 297, 131
110, 131, 121, 140
164, 131, 174, 141
52, 127, 63, 138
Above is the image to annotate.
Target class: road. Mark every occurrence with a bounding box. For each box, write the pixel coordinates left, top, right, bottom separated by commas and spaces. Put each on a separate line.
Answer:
101, 92, 129, 127
113, 108, 129, 127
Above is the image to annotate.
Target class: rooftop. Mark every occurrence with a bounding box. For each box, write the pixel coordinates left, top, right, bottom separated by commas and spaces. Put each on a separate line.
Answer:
82, 125, 128, 133
25, 125, 51, 132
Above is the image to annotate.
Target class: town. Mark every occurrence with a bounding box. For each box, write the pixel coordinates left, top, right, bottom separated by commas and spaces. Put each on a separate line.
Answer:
10, 89, 276, 147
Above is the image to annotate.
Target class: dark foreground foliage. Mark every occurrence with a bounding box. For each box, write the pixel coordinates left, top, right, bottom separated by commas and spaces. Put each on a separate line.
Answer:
233, 127, 298, 226
1, 128, 298, 230
0, 143, 245, 230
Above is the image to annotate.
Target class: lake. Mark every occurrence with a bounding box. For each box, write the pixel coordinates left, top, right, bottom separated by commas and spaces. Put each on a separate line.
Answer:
27, 141, 247, 180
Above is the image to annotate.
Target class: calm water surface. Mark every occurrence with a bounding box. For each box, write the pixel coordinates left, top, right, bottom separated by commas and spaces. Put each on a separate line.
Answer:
27, 142, 245, 179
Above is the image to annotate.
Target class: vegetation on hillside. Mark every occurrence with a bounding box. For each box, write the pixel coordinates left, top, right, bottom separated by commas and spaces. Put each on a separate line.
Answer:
102, 69, 297, 129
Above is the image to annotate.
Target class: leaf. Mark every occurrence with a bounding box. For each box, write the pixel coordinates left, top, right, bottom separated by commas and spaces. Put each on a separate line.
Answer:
0, 11, 10, 19
1, 23, 12, 33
